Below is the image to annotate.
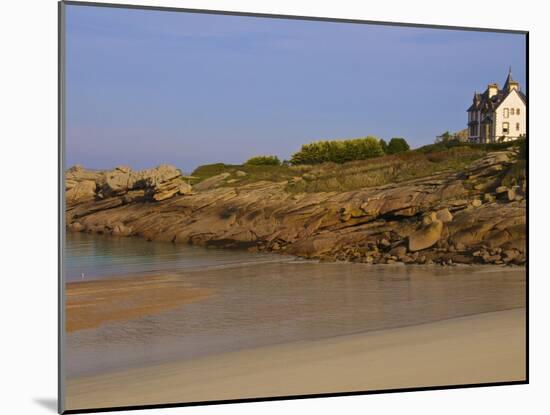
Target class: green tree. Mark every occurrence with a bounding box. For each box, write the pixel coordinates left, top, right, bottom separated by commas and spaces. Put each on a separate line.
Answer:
245, 155, 281, 166
290, 137, 384, 165
386, 137, 410, 154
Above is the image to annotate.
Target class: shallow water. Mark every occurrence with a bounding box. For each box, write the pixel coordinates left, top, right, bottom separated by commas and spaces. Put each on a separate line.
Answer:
65, 232, 286, 282
64, 233, 526, 379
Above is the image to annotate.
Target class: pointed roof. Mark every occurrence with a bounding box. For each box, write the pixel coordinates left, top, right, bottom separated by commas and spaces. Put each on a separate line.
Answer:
467, 69, 526, 112
466, 91, 482, 111
503, 66, 519, 91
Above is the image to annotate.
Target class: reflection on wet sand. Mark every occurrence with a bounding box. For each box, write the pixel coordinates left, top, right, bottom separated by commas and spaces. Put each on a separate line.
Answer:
66, 275, 210, 332
66, 260, 525, 379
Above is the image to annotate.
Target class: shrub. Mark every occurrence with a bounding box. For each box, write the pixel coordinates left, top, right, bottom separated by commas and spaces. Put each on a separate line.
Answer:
386, 137, 410, 154
245, 155, 281, 166
290, 136, 384, 165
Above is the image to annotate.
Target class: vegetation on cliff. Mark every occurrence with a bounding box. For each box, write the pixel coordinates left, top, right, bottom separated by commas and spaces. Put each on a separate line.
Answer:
244, 155, 281, 166
386, 137, 410, 154
191, 139, 525, 194
290, 136, 385, 165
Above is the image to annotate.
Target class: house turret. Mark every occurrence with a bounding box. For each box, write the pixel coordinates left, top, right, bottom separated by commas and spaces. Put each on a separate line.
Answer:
503, 67, 520, 92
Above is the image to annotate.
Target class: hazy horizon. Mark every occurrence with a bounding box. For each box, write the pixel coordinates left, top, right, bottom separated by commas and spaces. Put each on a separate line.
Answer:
65, 5, 526, 173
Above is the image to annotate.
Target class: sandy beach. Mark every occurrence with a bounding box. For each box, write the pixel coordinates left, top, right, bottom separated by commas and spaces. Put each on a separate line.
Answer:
66, 308, 526, 410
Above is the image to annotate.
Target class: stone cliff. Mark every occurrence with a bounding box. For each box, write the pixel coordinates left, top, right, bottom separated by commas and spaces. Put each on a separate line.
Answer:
66, 151, 526, 266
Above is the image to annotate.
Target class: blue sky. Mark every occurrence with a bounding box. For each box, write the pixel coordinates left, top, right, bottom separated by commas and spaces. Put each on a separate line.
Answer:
65, 5, 526, 172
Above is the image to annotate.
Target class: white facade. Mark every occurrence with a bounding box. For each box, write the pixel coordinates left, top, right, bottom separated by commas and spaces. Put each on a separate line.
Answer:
493, 91, 526, 141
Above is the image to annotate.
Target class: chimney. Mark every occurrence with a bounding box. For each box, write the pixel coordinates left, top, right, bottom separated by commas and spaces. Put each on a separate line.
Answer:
508, 80, 519, 92
487, 83, 498, 98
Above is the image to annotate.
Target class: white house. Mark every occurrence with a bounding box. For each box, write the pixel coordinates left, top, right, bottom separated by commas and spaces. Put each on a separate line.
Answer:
467, 69, 526, 143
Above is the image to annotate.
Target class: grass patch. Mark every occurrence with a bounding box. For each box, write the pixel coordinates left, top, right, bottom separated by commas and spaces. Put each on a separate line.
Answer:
190, 140, 525, 193
416, 139, 524, 154
285, 146, 485, 193
191, 163, 309, 184
191, 163, 241, 182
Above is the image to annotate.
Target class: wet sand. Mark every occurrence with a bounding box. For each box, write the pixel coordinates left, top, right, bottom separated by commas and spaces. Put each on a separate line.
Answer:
66, 274, 211, 332
66, 308, 526, 411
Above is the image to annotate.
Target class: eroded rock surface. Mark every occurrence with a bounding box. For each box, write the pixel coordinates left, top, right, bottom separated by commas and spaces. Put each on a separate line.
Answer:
65, 151, 526, 266
65, 164, 192, 205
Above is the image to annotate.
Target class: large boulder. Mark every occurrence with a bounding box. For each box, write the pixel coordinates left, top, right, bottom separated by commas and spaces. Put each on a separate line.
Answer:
66, 180, 96, 204
103, 168, 134, 196
65, 165, 103, 191
133, 164, 181, 188
152, 180, 193, 201
408, 220, 443, 252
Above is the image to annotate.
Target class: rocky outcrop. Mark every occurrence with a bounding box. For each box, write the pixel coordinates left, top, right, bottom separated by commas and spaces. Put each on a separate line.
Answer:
65, 164, 192, 206
193, 173, 231, 191
65, 151, 526, 266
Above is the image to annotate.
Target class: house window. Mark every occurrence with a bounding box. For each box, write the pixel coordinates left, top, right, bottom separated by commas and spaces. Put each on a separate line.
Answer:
502, 122, 509, 134
511, 108, 515, 115
504, 108, 509, 118
516, 122, 520, 131
517, 108, 521, 115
